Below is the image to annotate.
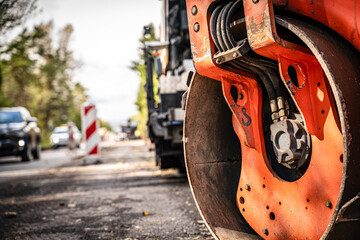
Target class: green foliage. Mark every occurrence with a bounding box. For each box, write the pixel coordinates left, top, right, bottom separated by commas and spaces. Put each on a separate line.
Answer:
130, 23, 159, 139
0, 21, 87, 147
99, 118, 112, 131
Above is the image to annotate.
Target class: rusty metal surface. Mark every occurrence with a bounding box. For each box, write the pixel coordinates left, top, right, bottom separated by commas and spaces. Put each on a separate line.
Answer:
186, 0, 254, 80
185, 0, 360, 239
273, 0, 360, 54
187, 0, 360, 76
275, 17, 360, 240
221, 79, 262, 149
228, 11, 345, 235
184, 73, 260, 240
243, 0, 312, 60
244, 0, 278, 50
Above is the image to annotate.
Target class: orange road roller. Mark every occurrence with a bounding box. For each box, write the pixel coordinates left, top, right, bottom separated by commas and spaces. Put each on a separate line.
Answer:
182, 0, 360, 239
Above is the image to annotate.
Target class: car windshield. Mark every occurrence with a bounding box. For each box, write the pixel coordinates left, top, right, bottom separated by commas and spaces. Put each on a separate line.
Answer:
54, 127, 68, 134
0, 111, 23, 124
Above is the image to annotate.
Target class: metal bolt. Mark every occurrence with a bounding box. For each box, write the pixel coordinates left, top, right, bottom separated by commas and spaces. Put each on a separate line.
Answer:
262, 228, 269, 235
245, 184, 250, 191
215, 58, 222, 64
194, 22, 200, 32
191, 6, 198, 15
325, 200, 332, 208
252, 0, 259, 3
233, 52, 239, 58
311, 10, 315, 14
238, 93, 244, 100
310, 0, 314, 4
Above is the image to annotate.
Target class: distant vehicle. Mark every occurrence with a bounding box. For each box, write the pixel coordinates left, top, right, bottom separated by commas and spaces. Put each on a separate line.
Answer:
0, 107, 41, 161
121, 121, 139, 140
50, 124, 81, 148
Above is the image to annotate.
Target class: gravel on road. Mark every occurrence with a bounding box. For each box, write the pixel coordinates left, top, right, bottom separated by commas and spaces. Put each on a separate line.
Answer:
0, 140, 213, 240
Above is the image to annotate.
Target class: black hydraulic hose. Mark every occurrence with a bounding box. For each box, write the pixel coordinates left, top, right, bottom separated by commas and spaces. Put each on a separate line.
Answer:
224, 0, 282, 97
225, 0, 278, 72
225, 0, 242, 47
216, 5, 228, 51
237, 58, 277, 99
265, 68, 284, 96
209, 1, 280, 100
218, 2, 273, 94
221, 1, 235, 50
239, 61, 278, 100
215, 1, 276, 100
210, 4, 224, 51
222, 1, 281, 98
257, 59, 279, 71
211, 2, 249, 73
242, 56, 283, 97
218, 1, 251, 72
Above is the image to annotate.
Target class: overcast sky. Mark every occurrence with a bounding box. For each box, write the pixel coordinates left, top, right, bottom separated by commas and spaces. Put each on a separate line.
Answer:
23, 0, 163, 126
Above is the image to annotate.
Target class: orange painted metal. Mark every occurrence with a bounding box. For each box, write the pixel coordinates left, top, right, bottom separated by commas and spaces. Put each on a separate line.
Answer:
187, 0, 263, 148
186, 0, 344, 239
243, 0, 311, 60
274, 0, 360, 53
222, 78, 262, 149
277, 56, 333, 138
220, 52, 342, 239
243, 0, 332, 138
231, 104, 343, 239
244, 0, 360, 57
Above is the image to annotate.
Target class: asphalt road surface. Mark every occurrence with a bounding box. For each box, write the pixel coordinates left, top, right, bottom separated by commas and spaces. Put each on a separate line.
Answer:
0, 140, 213, 240
0, 148, 79, 174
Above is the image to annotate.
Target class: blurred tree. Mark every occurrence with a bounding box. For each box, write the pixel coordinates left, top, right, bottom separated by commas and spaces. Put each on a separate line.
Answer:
0, 0, 37, 35
0, 24, 45, 106
130, 23, 159, 139
99, 118, 112, 132
0, 21, 88, 147
0, 0, 38, 95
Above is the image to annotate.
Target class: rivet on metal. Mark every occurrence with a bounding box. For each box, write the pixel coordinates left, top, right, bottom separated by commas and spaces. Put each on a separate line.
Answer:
233, 52, 239, 58
310, 0, 314, 4
325, 199, 332, 208
312, 10, 315, 14
262, 228, 269, 235
245, 184, 250, 191
238, 93, 244, 100
252, 0, 260, 4
194, 22, 200, 32
191, 6, 198, 15
215, 58, 222, 64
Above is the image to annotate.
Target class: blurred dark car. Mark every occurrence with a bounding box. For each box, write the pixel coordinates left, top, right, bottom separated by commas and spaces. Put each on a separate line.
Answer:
0, 107, 41, 161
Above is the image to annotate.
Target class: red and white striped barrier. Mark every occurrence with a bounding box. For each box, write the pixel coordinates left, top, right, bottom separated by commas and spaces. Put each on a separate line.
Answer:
67, 122, 76, 150
81, 104, 100, 160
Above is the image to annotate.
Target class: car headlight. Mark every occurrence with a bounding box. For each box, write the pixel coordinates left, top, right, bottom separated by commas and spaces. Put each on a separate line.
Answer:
18, 139, 25, 147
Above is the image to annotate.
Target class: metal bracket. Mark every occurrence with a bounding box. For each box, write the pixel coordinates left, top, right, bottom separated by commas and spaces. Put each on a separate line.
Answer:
213, 40, 250, 64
